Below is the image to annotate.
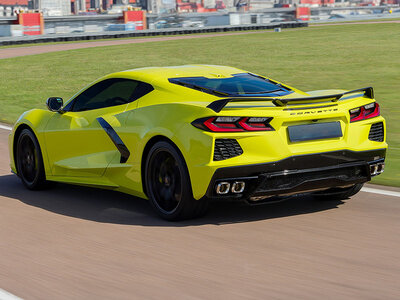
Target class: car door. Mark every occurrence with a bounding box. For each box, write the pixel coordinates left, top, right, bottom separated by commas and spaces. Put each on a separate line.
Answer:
44, 78, 146, 178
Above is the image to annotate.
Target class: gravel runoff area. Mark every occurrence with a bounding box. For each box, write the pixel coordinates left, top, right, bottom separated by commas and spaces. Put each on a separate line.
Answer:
0, 20, 399, 60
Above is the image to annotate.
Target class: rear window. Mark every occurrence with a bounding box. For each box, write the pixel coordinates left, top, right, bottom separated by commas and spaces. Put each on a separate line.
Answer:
169, 73, 292, 97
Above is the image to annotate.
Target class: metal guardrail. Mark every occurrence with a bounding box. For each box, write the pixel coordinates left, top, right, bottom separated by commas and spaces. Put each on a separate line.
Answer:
251, 5, 392, 13
44, 14, 124, 23
310, 5, 391, 12
0, 5, 397, 45
0, 21, 307, 46
0, 17, 16, 25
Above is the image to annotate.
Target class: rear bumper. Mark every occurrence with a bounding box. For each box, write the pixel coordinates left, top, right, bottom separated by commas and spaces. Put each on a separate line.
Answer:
205, 148, 386, 200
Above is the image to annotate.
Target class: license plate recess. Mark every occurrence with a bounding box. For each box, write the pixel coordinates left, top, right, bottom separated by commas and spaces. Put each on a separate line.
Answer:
288, 122, 342, 142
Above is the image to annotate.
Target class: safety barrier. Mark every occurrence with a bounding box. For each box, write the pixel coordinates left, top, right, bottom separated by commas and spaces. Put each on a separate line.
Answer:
0, 21, 308, 46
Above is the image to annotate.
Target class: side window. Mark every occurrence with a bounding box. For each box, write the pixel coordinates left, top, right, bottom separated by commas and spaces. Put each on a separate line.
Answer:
70, 78, 153, 112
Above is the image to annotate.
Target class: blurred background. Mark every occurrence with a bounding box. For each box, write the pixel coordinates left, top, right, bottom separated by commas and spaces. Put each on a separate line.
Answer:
0, 0, 399, 37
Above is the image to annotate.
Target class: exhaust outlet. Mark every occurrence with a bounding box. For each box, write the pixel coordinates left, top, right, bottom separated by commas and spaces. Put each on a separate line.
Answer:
232, 181, 245, 193
216, 182, 230, 194
370, 164, 378, 176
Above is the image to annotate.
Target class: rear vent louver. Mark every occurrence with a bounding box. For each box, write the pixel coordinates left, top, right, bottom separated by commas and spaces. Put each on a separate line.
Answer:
214, 139, 243, 161
368, 122, 384, 142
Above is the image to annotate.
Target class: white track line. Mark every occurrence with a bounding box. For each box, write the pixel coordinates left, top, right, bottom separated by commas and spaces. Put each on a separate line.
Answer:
1, 123, 399, 197
361, 187, 400, 198
0, 288, 23, 300
0, 124, 12, 131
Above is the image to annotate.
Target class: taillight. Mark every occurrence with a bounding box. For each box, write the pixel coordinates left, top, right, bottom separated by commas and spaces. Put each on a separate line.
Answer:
349, 102, 380, 122
238, 117, 273, 131
203, 117, 243, 132
192, 116, 274, 132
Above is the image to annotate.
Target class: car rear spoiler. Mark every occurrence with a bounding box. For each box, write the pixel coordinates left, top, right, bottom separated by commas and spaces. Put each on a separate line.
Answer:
207, 87, 374, 113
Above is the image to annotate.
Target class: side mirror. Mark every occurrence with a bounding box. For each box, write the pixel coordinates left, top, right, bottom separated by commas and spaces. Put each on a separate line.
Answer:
46, 97, 63, 112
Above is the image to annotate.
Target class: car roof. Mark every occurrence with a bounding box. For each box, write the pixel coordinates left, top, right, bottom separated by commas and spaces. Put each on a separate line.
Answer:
107, 65, 247, 86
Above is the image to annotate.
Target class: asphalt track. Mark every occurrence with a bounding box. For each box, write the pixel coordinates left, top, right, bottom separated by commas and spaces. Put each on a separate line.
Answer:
0, 20, 399, 60
1, 126, 400, 299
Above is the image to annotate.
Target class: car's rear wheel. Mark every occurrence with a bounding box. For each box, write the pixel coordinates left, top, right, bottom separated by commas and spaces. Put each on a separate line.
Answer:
145, 141, 208, 221
16, 129, 47, 190
313, 183, 364, 201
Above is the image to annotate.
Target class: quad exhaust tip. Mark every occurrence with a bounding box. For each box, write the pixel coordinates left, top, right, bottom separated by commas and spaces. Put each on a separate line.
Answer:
216, 181, 246, 195
370, 162, 385, 176
232, 181, 245, 193
216, 182, 230, 194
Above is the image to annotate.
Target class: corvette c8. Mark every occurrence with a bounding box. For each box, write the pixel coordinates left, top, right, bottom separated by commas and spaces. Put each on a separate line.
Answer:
9, 65, 387, 220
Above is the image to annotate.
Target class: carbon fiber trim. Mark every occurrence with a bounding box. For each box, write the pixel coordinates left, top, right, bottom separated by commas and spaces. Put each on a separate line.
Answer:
97, 117, 130, 163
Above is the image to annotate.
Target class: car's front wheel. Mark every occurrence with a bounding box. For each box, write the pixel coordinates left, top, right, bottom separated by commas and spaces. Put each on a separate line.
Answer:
145, 141, 208, 221
15, 128, 47, 190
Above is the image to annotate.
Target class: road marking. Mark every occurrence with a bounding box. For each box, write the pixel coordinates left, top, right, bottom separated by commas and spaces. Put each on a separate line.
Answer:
362, 187, 400, 198
0, 288, 23, 300
0, 124, 12, 131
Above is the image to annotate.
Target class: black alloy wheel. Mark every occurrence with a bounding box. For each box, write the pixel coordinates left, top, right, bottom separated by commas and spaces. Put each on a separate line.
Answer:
145, 141, 208, 221
149, 150, 182, 213
16, 129, 47, 190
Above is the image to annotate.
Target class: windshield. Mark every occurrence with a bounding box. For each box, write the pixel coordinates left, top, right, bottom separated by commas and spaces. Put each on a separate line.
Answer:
169, 73, 293, 97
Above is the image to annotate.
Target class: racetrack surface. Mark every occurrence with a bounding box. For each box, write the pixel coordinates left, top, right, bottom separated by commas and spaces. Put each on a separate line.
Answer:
0, 20, 399, 60
1, 128, 400, 299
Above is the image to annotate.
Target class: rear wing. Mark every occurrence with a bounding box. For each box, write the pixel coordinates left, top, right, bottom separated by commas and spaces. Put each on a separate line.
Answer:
207, 87, 374, 113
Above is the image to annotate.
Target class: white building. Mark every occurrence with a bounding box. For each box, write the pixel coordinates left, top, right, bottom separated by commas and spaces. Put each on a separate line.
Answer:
40, 0, 71, 16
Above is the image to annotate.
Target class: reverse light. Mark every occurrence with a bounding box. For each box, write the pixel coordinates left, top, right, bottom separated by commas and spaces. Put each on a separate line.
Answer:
215, 117, 241, 123
349, 102, 380, 122
192, 116, 274, 132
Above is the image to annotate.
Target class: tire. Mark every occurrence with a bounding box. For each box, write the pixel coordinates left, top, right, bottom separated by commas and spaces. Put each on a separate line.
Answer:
15, 128, 48, 190
145, 141, 208, 221
313, 183, 364, 201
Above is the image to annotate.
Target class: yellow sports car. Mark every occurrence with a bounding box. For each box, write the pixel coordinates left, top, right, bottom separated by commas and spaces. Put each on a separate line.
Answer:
9, 65, 387, 220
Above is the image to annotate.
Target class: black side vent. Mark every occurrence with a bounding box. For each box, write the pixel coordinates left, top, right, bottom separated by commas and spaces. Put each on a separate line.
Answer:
214, 139, 243, 161
368, 122, 384, 142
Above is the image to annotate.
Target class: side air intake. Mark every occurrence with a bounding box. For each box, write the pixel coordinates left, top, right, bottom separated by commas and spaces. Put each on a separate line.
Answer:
368, 122, 384, 142
214, 139, 243, 161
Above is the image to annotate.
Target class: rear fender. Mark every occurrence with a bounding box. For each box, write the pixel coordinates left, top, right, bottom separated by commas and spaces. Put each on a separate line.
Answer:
105, 103, 208, 198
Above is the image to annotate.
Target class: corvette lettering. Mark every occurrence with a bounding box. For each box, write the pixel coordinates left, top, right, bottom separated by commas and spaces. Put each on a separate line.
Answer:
290, 108, 338, 115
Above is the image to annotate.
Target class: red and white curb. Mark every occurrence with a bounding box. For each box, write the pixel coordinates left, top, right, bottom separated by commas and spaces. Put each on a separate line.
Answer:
0, 124, 399, 197
0, 288, 23, 300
